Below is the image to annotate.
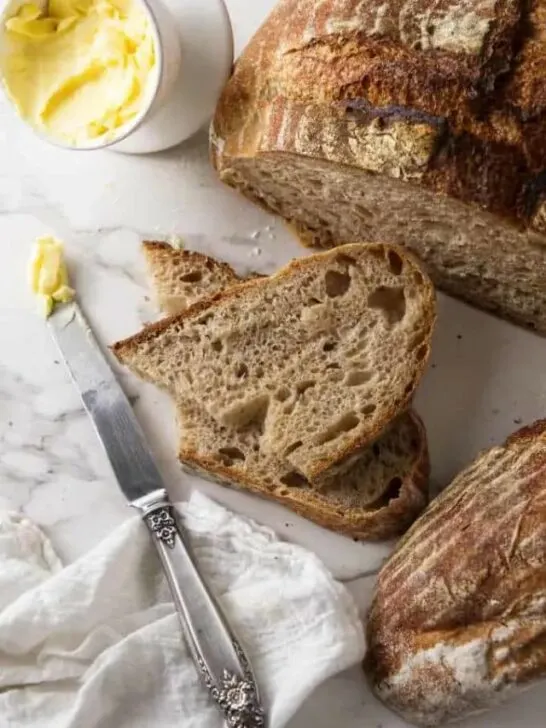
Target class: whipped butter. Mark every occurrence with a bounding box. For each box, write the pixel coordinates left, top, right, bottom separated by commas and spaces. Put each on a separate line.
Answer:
2, 0, 157, 146
29, 236, 74, 316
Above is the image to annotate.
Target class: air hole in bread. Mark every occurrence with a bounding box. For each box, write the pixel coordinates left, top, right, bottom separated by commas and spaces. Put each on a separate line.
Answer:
211, 339, 223, 352
315, 412, 360, 446
368, 286, 406, 325
197, 313, 214, 326
385, 476, 403, 501
307, 297, 322, 306
179, 270, 202, 283
279, 471, 309, 488
325, 269, 351, 297
223, 394, 269, 429
255, 366, 264, 378
413, 271, 424, 285
404, 380, 416, 396
345, 370, 372, 386
323, 340, 337, 352
296, 380, 315, 395
275, 387, 291, 402
416, 344, 428, 361
368, 475, 405, 510
217, 447, 246, 466
361, 403, 377, 416
284, 440, 303, 456
326, 362, 341, 370
387, 250, 404, 276
235, 362, 248, 378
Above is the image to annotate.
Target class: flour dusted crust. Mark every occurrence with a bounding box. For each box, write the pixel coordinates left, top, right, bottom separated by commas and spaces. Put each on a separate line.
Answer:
365, 420, 546, 725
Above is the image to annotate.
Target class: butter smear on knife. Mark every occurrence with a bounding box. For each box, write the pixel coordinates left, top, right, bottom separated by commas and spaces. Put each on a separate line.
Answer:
29, 236, 75, 317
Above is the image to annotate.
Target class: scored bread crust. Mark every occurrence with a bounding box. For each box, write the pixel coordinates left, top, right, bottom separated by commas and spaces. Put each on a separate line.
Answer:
212, 0, 545, 223
113, 242, 436, 482
210, 0, 546, 332
365, 419, 546, 725
136, 241, 431, 540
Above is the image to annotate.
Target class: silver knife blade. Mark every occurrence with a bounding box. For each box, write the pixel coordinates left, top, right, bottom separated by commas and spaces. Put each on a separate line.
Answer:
48, 301, 163, 502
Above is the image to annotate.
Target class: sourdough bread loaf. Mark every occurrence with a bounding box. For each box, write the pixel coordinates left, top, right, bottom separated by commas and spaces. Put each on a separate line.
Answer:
211, 0, 546, 333
366, 420, 546, 725
139, 241, 430, 539
114, 242, 435, 482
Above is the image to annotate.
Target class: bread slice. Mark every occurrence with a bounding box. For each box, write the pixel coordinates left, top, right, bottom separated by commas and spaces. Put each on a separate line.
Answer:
143, 241, 244, 315
365, 419, 546, 724
114, 243, 435, 482
178, 398, 429, 540
137, 241, 431, 538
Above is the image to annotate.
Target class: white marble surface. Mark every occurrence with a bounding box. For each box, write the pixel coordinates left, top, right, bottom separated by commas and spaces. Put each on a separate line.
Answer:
1, 1, 546, 726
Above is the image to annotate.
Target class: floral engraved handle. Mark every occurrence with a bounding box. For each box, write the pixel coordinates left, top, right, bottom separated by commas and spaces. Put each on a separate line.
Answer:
132, 489, 266, 728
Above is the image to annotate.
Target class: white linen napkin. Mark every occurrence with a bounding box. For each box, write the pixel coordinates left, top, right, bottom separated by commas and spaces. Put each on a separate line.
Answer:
0, 492, 365, 728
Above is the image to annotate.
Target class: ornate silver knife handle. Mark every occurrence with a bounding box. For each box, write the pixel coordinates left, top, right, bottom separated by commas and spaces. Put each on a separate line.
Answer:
132, 488, 266, 728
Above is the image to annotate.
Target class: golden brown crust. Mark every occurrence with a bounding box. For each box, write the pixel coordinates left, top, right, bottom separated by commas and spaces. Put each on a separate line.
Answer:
179, 410, 430, 540
365, 419, 546, 725
211, 0, 546, 227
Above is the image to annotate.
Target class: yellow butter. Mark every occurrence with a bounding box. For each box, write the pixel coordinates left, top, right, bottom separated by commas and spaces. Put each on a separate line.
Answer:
29, 236, 74, 317
2, 0, 156, 146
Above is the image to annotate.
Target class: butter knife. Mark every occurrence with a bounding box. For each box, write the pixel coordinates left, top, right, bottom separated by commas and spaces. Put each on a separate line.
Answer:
48, 300, 266, 728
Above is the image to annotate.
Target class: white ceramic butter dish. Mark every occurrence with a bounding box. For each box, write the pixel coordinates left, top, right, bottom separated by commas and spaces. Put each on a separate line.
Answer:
0, 0, 233, 153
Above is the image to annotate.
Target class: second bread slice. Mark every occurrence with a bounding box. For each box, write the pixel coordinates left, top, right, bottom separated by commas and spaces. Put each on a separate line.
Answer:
115, 243, 435, 481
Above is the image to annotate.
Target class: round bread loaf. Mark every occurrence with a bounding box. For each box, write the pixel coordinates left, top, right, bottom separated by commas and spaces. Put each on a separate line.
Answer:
211, 0, 546, 333
365, 420, 546, 725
